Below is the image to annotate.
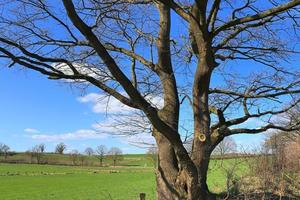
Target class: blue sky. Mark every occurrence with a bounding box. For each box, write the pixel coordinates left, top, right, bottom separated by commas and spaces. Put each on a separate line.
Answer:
0, 64, 268, 154
0, 67, 149, 153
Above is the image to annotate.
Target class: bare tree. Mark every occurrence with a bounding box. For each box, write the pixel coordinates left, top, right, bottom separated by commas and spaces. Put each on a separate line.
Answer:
38, 144, 46, 153
146, 146, 158, 168
275, 105, 300, 140
288, 107, 300, 138
0, 143, 10, 160
212, 137, 237, 157
95, 145, 107, 167
84, 147, 94, 156
32, 144, 43, 164
108, 147, 123, 167
69, 150, 79, 165
79, 154, 86, 166
264, 131, 300, 171
1, 1, 300, 199
55, 143, 66, 154
26, 150, 35, 164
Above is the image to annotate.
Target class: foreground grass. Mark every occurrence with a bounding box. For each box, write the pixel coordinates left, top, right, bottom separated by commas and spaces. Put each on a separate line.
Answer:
0, 163, 156, 200
0, 155, 249, 200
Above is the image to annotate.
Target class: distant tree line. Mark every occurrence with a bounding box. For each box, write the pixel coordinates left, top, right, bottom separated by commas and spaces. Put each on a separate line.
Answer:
0, 142, 124, 167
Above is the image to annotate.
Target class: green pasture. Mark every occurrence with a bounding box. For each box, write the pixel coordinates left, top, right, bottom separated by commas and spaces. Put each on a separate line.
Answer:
0, 155, 249, 200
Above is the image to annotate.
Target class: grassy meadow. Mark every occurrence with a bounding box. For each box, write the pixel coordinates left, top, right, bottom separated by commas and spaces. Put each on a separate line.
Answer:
0, 154, 249, 200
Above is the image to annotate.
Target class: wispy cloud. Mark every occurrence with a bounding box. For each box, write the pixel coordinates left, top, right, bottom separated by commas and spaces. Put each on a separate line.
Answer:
77, 93, 133, 114
76, 92, 160, 147
29, 129, 108, 142
24, 128, 40, 134
92, 114, 151, 133
92, 118, 155, 147
125, 133, 156, 146
77, 93, 164, 114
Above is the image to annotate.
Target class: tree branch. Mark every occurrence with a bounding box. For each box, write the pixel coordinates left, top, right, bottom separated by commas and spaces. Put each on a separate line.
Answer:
207, 0, 221, 31
228, 122, 300, 135
0, 46, 139, 109
210, 88, 300, 99
62, 0, 188, 152
155, 0, 191, 22
214, 0, 300, 36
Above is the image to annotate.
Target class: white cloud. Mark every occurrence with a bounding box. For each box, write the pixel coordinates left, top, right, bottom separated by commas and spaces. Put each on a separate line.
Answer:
29, 129, 108, 142
76, 92, 163, 147
24, 128, 40, 134
92, 111, 152, 134
92, 117, 155, 147
77, 93, 164, 114
78, 93, 134, 114
125, 133, 156, 146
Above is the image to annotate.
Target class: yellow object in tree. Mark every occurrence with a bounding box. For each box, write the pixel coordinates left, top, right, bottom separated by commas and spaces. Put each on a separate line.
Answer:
198, 134, 206, 142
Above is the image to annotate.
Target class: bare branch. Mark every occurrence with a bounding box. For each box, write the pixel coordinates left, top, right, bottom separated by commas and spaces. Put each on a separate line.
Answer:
207, 0, 221, 31
210, 88, 300, 99
214, 0, 300, 36
229, 122, 300, 135
155, 0, 191, 22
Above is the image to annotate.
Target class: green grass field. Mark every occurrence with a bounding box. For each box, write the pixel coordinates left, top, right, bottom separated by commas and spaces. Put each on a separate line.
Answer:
0, 155, 248, 200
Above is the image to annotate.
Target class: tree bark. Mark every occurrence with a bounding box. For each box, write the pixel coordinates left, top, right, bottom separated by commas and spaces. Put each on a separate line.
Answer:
154, 127, 216, 200
189, 9, 217, 197
153, 88, 201, 199
155, 129, 202, 200
154, 2, 215, 198
154, 130, 181, 200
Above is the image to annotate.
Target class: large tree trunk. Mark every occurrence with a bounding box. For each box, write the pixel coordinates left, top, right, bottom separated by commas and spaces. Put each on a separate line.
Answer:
153, 107, 202, 199
192, 144, 216, 200
155, 144, 215, 200
154, 2, 215, 199
154, 128, 215, 200
154, 131, 181, 200
154, 131, 200, 200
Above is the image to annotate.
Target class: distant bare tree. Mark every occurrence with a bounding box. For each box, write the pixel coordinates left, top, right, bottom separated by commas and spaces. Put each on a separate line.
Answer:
95, 145, 107, 167
55, 143, 66, 154
277, 105, 300, 140
69, 150, 79, 165
79, 154, 86, 166
108, 147, 123, 167
213, 137, 237, 157
25, 150, 35, 164
264, 131, 300, 172
32, 145, 43, 164
146, 146, 158, 168
38, 144, 46, 153
84, 147, 94, 156
264, 132, 287, 154
0, 143, 10, 160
